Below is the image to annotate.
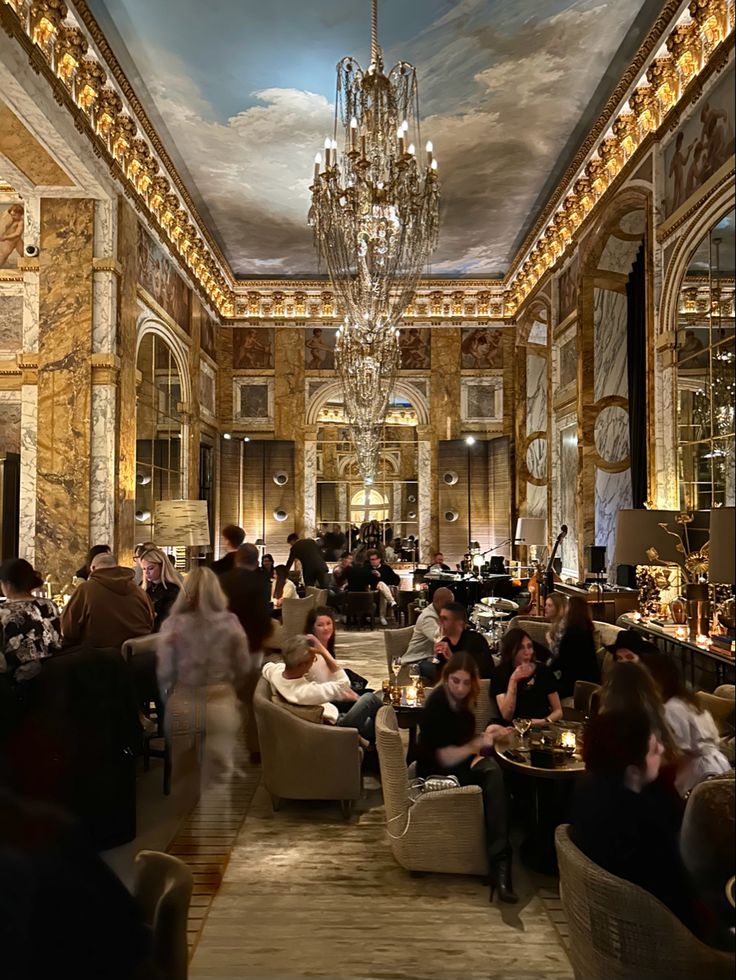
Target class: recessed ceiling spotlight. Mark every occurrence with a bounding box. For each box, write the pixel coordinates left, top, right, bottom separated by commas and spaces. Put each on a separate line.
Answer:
465, 435, 476, 446
223, 432, 232, 440
243, 436, 251, 442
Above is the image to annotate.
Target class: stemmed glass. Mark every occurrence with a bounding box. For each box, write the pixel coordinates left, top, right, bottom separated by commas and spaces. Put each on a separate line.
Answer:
513, 717, 532, 743
391, 657, 402, 683
408, 662, 420, 685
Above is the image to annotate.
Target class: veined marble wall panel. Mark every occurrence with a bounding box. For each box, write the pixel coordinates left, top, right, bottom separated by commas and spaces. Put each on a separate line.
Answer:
90, 383, 116, 547
597, 224, 643, 276
36, 199, 94, 583
526, 352, 547, 434
594, 289, 628, 401
418, 440, 432, 563
18, 384, 36, 563
526, 482, 547, 519
596, 468, 633, 571
303, 441, 317, 537
275, 327, 306, 531
558, 418, 579, 578
0, 292, 22, 354
116, 200, 139, 563
0, 391, 21, 453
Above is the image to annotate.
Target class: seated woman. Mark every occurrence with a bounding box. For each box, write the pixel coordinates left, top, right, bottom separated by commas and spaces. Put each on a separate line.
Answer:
304, 605, 369, 698
263, 634, 380, 743
157, 567, 251, 784
543, 592, 568, 656
261, 554, 275, 580
271, 564, 297, 616
138, 547, 183, 632
74, 544, 111, 582
491, 628, 562, 726
417, 652, 516, 902
604, 629, 659, 665
550, 596, 600, 700
571, 708, 698, 933
646, 651, 730, 797
0, 558, 61, 686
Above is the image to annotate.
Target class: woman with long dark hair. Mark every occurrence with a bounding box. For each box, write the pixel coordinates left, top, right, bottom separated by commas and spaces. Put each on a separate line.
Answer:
272, 564, 297, 612
74, 544, 111, 582
551, 595, 600, 699
492, 628, 562, 725
417, 652, 516, 902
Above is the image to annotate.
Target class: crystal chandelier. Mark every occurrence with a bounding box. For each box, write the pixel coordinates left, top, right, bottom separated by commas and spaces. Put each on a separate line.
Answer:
308, 0, 440, 482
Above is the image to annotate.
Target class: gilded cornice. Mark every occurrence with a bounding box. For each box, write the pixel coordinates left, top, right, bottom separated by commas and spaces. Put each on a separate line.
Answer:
92, 255, 121, 275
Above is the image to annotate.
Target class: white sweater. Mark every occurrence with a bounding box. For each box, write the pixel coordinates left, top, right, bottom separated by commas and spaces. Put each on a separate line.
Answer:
664, 697, 731, 796
263, 661, 351, 723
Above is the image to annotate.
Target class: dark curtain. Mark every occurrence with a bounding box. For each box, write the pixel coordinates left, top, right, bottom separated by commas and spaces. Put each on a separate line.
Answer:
626, 243, 647, 508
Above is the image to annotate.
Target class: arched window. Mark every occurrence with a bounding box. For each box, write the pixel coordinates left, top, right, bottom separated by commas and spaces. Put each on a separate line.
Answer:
350, 487, 389, 524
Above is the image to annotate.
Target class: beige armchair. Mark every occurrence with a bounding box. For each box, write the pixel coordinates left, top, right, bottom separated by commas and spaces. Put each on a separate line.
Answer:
253, 675, 363, 817
375, 705, 488, 876
555, 824, 735, 980
281, 594, 316, 641
133, 849, 193, 980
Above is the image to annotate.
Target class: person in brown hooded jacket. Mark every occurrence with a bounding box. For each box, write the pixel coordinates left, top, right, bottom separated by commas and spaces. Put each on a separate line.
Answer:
61, 553, 153, 650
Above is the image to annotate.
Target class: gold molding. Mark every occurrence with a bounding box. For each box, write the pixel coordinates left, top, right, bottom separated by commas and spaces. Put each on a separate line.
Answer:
16, 258, 40, 272
0, 270, 24, 281
657, 158, 735, 241
92, 256, 122, 275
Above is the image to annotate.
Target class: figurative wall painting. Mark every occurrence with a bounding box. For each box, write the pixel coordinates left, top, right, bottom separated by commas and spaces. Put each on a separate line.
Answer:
664, 67, 735, 217
399, 327, 431, 370
200, 313, 218, 359
559, 337, 577, 388
0, 204, 24, 268
137, 224, 191, 329
304, 327, 337, 371
232, 327, 274, 369
558, 255, 578, 322
0, 294, 22, 352
460, 327, 503, 369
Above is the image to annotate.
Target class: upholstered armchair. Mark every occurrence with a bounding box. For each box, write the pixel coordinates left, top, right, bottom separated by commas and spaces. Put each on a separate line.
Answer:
376, 706, 488, 876
555, 824, 735, 980
253, 675, 363, 817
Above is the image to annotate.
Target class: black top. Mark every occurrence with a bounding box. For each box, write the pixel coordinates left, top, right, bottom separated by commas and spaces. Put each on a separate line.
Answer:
345, 564, 374, 592
416, 684, 476, 778
490, 661, 558, 720
219, 567, 273, 652
447, 629, 493, 679
211, 552, 236, 577
571, 773, 695, 932
146, 581, 180, 633
368, 561, 400, 589
554, 625, 600, 699
285, 538, 327, 576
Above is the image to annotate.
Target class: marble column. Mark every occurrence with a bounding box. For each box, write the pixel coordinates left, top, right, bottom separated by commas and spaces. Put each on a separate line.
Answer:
18, 196, 39, 562
274, 327, 305, 530
417, 437, 432, 563
303, 439, 317, 537
36, 198, 94, 584
115, 199, 139, 565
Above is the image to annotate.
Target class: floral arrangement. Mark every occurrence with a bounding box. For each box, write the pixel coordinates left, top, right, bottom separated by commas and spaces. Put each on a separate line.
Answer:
645, 512, 710, 584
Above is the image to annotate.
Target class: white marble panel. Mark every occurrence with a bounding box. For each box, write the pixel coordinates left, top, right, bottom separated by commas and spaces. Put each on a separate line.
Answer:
418, 440, 432, 563
90, 384, 116, 547
303, 441, 317, 536
594, 405, 630, 466
526, 438, 547, 481
598, 233, 642, 276
654, 356, 679, 508
92, 270, 117, 353
18, 384, 37, 564
23, 197, 40, 254
619, 211, 646, 236
0, 292, 22, 354
528, 319, 547, 345
93, 199, 116, 259
0, 390, 21, 454
596, 467, 633, 580
336, 482, 348, 524
594, 288, 628, 401
559, 421, 579, 578
526, 482, 547, 519
22, 271, 39, 353
391, 481, 402, 526
526, 352, 547, 434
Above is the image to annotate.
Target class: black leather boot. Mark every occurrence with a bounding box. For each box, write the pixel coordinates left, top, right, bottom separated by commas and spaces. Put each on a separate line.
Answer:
489, 849, 518, 904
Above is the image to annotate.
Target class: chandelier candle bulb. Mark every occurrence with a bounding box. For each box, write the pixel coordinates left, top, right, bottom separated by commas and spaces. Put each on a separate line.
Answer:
408, 143, 415, 155
350, 116, 358, 149
313, 153, 322, 181
397, 128, 405, 155
426, 140, 433, 165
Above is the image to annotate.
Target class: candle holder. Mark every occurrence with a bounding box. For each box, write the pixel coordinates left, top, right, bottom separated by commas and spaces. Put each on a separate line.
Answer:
559, 730, 577, 756
405, 685, 418, 707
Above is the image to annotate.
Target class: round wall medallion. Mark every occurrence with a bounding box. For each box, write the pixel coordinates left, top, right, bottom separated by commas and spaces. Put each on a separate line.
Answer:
444, 509, 459, 522
273, 509, 289, 522
273, 471, 289, 486
443, 471, 459, 486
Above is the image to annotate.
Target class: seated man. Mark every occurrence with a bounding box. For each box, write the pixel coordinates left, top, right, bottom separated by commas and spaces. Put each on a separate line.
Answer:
263, 634, 381, 743
400, 587, 454, 673
61, 552, 153, 650
421, 601, 493, 682
366, 549, 400, 626
428, 552, 452, 572
327, 552, 353, 614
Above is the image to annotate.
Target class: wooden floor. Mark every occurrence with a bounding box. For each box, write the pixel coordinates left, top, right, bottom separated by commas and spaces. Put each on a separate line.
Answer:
180, 628, 573, 980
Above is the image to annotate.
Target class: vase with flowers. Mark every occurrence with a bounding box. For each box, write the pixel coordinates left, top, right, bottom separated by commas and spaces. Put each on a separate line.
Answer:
646, 513, 709, 637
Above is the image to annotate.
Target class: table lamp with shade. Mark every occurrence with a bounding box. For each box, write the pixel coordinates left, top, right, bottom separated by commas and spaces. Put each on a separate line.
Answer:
153, 499, 211, 552
614, 509, 679, 619
514, 518, 547, 563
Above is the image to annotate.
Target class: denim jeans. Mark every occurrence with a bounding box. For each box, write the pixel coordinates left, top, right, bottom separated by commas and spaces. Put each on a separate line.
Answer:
417, 657, 440, 683
337, 692, 381, 741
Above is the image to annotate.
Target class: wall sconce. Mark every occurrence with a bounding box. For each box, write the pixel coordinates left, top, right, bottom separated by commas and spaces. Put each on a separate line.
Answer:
273, 471, 289, 486
273, 509, 288, 522
443, 471, 459, 485
445, 509, 459, 523
135, 509, 151, 523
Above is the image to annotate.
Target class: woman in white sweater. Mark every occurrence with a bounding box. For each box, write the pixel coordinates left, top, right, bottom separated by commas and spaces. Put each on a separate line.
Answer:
647, 652, 730, 796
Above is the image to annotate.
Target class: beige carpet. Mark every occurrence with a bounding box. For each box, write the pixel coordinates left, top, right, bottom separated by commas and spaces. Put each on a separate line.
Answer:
188, 628, 573, 980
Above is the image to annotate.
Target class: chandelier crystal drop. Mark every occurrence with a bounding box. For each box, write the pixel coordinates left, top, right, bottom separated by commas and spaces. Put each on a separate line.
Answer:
308, 0, 440, 483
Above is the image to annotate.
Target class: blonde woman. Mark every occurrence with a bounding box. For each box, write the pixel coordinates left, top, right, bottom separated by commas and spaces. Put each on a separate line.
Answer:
157, 567, 251, 785
139, 547, 184, 631
543, 591, 568, 657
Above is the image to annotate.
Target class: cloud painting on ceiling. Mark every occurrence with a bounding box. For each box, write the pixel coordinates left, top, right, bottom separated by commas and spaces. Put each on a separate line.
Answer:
89, 0, 661, 278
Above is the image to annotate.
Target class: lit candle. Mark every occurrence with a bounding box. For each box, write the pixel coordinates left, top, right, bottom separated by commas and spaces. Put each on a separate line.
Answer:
407, 143, 416, 156
405, 685, 418, 707
431, 158, 438, 172
675, 626, 687, 640
425, 140, 433, 166
331, 139, 338, 168
350, 116, 358, 150
313, 152, 322, 182
696, 633, 709, 647
323, 136, 331, 168
560, 730, 576, 751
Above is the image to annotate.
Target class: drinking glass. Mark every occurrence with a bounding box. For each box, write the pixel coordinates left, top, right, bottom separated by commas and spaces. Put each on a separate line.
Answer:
513, 717, 532, 741
391, 657, 402, 681
408, 662, 420, 685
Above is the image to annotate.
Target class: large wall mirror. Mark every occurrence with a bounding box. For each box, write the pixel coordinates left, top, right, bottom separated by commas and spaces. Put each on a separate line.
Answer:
135, 329, 186, 544
676, 208, 735, 510
316, 392, 419, 559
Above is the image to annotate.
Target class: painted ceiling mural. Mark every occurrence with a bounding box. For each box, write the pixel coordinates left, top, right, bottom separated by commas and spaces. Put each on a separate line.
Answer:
87, 0, 663, 278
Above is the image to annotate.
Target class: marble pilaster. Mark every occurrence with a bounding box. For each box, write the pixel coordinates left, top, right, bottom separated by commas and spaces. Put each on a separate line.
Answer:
90, 382, 117, 547
275, 327, 306, 530
593, 288, 628, 401
36, 198, 94, 584
417, 439, 432, 563
115, 200, 139, 564
22, 197, 40, 353
303, 440, 317, 537
18, 383, 36, 563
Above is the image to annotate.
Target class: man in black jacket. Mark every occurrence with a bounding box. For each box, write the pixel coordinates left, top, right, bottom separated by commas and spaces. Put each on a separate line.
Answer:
211, 524, 246, 576
284, 532, 329, 588
367, 549, 400, 626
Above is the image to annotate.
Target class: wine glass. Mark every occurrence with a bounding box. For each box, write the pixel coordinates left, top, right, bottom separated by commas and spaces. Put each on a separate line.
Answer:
391, 656, 402, 682
408, 662, 420, 685
513, 717, 532, 742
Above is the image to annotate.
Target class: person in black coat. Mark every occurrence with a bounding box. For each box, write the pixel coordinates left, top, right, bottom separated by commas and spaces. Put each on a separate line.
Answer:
571, 708, 698, 934
550, 596, 600, 700
491, 628, 562, 724
211, 524, 246, 576
284, 533, 329, 588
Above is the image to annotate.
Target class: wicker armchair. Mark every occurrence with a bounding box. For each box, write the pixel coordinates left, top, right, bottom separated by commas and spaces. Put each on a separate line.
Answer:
375, 705, 487, 876
253, 675, 363, 816
305, 586, 328, 607
555, 824, 735, 980
133, 850, 193, 980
